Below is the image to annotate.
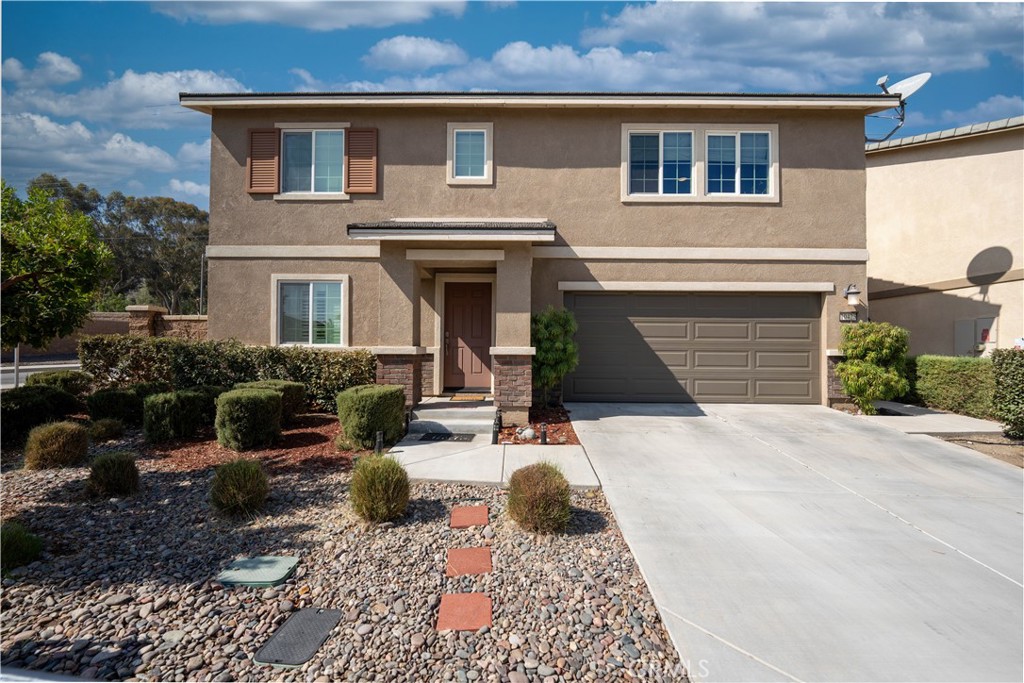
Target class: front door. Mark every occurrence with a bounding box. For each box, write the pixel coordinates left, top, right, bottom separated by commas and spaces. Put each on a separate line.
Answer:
443, 282, 493, 390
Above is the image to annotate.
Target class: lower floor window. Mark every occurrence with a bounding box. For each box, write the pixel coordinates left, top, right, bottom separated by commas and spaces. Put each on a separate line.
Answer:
279, 281, 342, 345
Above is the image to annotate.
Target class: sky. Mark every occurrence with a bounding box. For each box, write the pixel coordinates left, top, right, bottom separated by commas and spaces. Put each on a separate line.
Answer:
2, 1, 1022, 210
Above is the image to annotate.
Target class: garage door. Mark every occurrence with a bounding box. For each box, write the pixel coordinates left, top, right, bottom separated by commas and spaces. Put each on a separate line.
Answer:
564, 293, 821, 403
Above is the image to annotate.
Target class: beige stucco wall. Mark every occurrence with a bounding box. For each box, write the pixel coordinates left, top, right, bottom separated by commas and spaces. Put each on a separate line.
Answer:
866, 128, 1024, 351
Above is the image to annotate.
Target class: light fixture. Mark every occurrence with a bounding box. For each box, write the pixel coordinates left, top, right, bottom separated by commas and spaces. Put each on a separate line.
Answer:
843, 284, 862, 307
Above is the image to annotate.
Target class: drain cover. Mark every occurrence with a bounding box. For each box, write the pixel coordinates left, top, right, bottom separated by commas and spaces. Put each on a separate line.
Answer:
254, 608, 342, 668
216, 556, 299, 587
419, 433, 475, 442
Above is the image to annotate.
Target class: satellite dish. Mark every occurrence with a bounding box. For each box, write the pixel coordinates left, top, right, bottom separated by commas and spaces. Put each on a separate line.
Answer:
888, 72, 931, 101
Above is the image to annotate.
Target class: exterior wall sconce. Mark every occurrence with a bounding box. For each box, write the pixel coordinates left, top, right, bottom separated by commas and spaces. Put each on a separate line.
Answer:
843, 284, 862, 307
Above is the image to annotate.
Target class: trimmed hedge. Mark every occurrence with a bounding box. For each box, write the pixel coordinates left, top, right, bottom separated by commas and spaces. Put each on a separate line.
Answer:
234, 380, 305, 424
89, 418, 125, 442
914, 355, 994, 419
79, 335, 375, 411
24, 421, 89, 469
0, 385, 80, 447
86, 381, 171, 426
1, 521, 42, 570
143, 391, 206, 443
215, 389, 282, 451
186, 385, 229, 426
336, 384, 406, 450
25, 369, 92, 397
992, 349, 1024, 439
349, 455, 410, 522
210, 459, 268, 516
87, 451, 140, 497
508, 462, 571, 534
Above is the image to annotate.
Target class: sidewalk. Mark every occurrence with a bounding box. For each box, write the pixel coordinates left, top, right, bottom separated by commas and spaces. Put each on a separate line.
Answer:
389, 434, 600, 488
860, 400, 1005, 434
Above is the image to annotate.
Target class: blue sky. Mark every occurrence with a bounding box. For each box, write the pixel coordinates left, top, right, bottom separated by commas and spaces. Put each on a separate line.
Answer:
2, 1, 1022, 209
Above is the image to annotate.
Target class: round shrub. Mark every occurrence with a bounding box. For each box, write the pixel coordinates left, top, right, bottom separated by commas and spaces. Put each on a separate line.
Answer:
1, 521, 43, 570
87, 388, 142, 425
89, 418, 125, 442
26, 369, 93, 397
87, 451, 140, 497
185, 385, 229, 425
215, 389, 282, 451
143, 390, 206, 443
508, 462, 571, 534
336, 384, 406, 449
349, 455, 410, 523
24, 421, 89, 470
210, 459, 269, 516
0, 385, 80, 447
234, 380, 306, 424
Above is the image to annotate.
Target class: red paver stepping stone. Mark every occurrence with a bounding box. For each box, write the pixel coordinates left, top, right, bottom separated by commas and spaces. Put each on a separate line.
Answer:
446, 547, 492, 577
450, 505, 488, 528
436, 593, 492, 631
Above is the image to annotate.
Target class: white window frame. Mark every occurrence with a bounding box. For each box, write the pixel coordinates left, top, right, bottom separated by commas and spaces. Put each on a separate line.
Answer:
270, 274, 351, 347
447, 122, 493, 186
274, 122, 350, 201
705, 130, 773, 198
620, 123, 779, 204
626, 129, 696, 198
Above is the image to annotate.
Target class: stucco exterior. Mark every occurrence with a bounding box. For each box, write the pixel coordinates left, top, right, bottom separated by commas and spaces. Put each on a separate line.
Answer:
866, 121, 1024, 355
187, 93, 889, 413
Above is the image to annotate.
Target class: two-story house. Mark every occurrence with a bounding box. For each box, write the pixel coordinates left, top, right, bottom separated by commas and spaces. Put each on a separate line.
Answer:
180, 91, 898, 423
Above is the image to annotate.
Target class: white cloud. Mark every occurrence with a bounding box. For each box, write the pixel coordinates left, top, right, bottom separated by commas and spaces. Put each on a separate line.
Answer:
4, 68, 247, 129
178, 138, 211, 166
908, 94, 1024, 129
0, 113, 176, 187
363, 36, 468, 71
166, 178, 210, 198
2, 52, 82, 87
154, 1, 466, 31
289, 67, 327, 92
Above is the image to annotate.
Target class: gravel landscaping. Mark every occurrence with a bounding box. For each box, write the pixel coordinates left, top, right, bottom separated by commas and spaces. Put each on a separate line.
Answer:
0, 424, 685, 682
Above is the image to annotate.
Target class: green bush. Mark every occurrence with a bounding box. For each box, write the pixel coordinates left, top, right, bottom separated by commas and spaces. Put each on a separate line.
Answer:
24, 421, 89, 469
87, 451, 140, 497
143, 391, 206, 443
914, 355, 994, 419
508, 462, 571, 534
89, 418, 125, 442
25, 369, 93, 396
336, 385, 406, 449
78, 335, 375, 411
349, 456, 409, 522
531, 306, 580, 406
1, 521, 42, 570
87, 388, 140, 425
900, 356, 920, 403
0, 385, 80, 447
185, 385, 229, 425
992, 349, 1024, 439
835, 322, 910, 414
215, 389, 282, 451
234, 380, 306, 424
210, 459, 268, 516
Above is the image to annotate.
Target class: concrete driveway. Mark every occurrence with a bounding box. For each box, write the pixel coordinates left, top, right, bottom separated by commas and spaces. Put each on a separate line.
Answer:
567, 403, 1023, 682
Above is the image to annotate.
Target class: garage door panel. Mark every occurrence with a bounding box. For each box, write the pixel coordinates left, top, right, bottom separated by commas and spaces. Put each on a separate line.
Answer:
566, 292, 820, 404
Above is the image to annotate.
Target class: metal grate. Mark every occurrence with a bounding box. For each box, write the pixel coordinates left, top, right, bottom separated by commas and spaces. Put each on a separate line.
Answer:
254, 608, 342, 668
419, 433, 475, 442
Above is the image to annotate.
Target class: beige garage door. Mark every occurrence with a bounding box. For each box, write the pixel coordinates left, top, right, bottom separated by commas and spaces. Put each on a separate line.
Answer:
564, 293, 821, 403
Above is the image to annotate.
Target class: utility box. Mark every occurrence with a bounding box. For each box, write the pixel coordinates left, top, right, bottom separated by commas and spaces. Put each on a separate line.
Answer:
954, 317, 998, 356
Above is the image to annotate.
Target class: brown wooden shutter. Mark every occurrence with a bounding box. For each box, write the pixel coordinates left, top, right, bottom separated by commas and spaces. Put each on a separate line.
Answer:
246, 128, 280, 193
345, 128, 378, 194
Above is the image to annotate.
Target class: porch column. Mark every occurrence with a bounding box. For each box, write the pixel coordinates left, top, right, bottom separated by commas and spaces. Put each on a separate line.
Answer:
492, 245, 534, 426
375, 244, 423, 408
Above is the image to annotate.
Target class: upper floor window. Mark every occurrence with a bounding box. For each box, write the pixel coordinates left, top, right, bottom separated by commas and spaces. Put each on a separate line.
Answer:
282, 129, 344, 194
447, 122, 493, 185
629, 131, 693, 196
707, 132, 770, 195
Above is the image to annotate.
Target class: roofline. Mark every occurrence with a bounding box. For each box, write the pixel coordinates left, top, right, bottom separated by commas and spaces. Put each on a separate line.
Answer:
179, 91, 899, 115
866, 115, 1024, 154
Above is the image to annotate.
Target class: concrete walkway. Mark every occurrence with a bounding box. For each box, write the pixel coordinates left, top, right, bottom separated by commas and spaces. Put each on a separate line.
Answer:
568, 402, 1023, 683
388, 435, 600, 488
862, 400, 1007, 434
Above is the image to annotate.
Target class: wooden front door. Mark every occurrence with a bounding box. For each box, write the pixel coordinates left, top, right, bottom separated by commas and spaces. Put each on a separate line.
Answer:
443, 282, 493, 389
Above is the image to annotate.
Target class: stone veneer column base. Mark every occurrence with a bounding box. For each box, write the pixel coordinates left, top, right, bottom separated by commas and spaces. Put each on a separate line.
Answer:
826, 354, 853, 408
492, 355, 532, 427
375, 354, 423, 408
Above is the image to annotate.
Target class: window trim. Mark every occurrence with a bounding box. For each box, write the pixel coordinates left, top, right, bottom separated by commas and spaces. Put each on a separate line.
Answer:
274, 122, 350, 201
620, 123, 779, 204
446, 122, 493, 186
627, 129, 696, 198
270, 274, 351, 348
705, 130, 772, 198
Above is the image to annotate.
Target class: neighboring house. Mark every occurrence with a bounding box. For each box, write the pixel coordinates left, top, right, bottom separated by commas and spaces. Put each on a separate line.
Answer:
180, 91, 898, 422
865, 116, 1024, 356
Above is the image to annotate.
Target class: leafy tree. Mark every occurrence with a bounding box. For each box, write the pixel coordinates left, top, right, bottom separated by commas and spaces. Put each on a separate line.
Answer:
835, 321, 910, 414
531, 306, 580, 406
1, 180, 112, 350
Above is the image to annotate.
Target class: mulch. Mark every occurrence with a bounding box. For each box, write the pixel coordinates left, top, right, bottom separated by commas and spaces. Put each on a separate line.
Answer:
498, 404, 580, 445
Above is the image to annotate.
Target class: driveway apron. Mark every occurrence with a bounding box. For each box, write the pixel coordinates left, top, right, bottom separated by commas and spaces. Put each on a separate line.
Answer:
567, 403, 1023, 682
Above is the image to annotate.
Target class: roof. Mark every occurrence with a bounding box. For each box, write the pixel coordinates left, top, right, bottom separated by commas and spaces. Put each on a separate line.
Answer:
866, 115, 1024, 153
347, 218, 556, 243
179, 90, 899, 115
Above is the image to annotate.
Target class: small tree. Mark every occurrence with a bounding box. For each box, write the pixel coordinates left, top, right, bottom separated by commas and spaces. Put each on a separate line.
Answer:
1, 181, 112, 349
835, 321, 910, 414
531, 306, 579, 406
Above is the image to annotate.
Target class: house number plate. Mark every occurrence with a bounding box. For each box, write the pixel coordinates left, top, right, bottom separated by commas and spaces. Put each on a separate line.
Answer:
839, 311, 859, 323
